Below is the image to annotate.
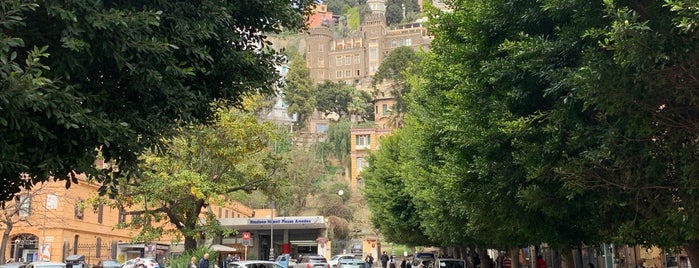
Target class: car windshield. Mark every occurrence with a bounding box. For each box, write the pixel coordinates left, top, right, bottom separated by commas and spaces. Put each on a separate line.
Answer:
35, 265, 65, 268
102, 261, 120, 265
439, 261, 464, 268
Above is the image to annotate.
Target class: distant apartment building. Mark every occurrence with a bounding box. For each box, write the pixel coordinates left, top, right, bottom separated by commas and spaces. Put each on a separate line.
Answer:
307, 4, 336, 28
305, 11, 430, 86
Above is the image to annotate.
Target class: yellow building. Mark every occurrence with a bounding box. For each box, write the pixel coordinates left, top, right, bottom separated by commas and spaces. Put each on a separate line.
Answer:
349, 127, 392, 189
1, 173, 253, 264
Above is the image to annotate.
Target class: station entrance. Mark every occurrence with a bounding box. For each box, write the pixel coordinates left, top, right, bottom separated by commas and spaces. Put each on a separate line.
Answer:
219, 216, 329, 261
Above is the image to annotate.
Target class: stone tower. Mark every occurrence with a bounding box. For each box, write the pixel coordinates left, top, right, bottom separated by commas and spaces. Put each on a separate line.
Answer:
361, 12, 387, 77
305, 27, 333, 83
366, 0, 386, 15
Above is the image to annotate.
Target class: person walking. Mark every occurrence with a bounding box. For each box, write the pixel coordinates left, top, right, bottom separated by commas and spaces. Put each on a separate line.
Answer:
189, 257, 198, 268
381, 252, 390, 268
199, 254, 210, 268
400, 258, 407, 268
536, 256, 547, 268
365, 253, 375, 268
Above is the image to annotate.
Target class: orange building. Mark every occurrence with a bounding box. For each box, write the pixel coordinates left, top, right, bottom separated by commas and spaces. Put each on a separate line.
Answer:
1, 173, 254, 264
349, 127, 392, 189
306, 4, 335, 28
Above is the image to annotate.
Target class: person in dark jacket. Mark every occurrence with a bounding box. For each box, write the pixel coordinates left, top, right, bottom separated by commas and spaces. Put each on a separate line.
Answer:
380, 252, 390, 268
199, 254, 210, 268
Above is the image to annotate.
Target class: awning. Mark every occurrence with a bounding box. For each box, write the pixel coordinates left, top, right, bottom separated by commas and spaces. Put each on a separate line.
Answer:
210, 244, 238, 252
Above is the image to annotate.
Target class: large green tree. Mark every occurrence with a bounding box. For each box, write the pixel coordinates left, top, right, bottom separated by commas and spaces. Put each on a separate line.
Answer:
372, 46, 421, 128
368, 0, 699, 264
0, 0, 315, 203
284, 54, 316, 128
106, 102, 287, 250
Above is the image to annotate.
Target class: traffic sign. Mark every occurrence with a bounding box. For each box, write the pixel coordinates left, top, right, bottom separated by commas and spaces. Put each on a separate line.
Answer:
242, 232, 251, 246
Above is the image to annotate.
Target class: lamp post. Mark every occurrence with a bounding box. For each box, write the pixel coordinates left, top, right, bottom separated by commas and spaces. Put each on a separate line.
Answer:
14, 239, 20, 262
269, 201, 275, 261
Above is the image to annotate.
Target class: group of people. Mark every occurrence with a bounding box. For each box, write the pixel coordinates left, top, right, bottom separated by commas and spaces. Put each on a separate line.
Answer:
188, 253, 210, 268
365, 251, 395, 268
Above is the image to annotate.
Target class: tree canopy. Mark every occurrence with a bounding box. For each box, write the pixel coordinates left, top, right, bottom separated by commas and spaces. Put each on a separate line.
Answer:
105, 101, 287, 250
284, 54, 316, 128
365, 0, 699, 264
0, 0, 315, 203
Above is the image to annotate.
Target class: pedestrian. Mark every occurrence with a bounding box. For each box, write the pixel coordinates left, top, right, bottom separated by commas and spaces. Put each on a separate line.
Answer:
502, 256, 512, 268
199, 254, 210, 268
473, 255, 480, 268
226, 254, 234, 268
536, 256, 547, 268
588, 263, 594, 268
381, 252, 390, 268
400, 258, 407, 268
190, 257, 198, 268
365, 253, 375, 268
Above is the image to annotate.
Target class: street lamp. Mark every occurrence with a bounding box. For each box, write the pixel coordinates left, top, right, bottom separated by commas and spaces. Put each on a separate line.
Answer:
14, 239, 20, 262
269, 201, 275, 261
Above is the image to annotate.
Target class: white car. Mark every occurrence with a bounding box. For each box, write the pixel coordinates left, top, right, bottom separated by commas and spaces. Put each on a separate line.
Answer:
121, 258, 160, 268
25, 262, 66, 268
230, 261, 286, 268
329, 255, 356, 268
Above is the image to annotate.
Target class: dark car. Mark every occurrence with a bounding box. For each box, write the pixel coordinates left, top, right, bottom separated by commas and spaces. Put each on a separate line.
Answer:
294, 255, 329, 268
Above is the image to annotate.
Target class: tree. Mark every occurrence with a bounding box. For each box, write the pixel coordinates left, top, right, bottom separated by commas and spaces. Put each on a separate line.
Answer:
372, 46, 421, 126
315, 81, 353, 118
363, 131, 433, 246
385, 4, 403, 26
284, 54, 316, 128
106, 103, 287, 250
369, 0, 699, 264
276, 148, 327, 216
0, 0, 315, 203
348, 89, 374, 121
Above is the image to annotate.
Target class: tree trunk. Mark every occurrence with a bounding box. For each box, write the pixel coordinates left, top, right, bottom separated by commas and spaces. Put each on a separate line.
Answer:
559, 247, 574, 268
1, 216, 13, 264
511, 249, 520, 268
184, 235, 198, 251
683, 239, 699, 268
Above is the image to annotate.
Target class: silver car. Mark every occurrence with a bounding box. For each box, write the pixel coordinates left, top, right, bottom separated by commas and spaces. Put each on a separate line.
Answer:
230, 261, 286, 268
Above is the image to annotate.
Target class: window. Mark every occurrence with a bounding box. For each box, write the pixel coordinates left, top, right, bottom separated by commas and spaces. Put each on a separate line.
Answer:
375, 105, 378, 114
18, 195, 31, 217
357, 157, 364, 172
406, 38, 412, 46
354, 54, 360, 64
356, 69, 361, 76
345, 55, 351, 65
218, 207, 222, 217
225, 210, 229, 218
118, 208, 126, 224
399, 39, 404, 46
391, 40, 397, 48
382, 104, 388, 115
370, 64, 378, 73
96, 237, 102, 258
336, 56, 342, 66
318, 58, 324, 67
97, 204, 104, 224
319, 44, 324, 52
356, 135, 371, 148
346, 70, 351, 77
74, 235, 79, 254
370, 48, 378, 59
75, 198, 84, 220
316, 123, 328, 133
337, 70, 343, 78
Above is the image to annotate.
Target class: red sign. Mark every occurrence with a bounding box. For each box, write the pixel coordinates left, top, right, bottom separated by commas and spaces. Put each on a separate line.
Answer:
242, 232, 251, 241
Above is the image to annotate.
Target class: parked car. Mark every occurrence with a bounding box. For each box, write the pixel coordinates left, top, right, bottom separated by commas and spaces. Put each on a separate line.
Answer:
121, 258, 160, 268
0, 262, 28, 268
230, 261, 285, 268
276, 254, 297, 268
25, 262, 66, 268
437, 259, 465, 268
293, 255, 328, 268
94, 260, 121, 268
328, 255, 355, 268
337, 258, 365, 268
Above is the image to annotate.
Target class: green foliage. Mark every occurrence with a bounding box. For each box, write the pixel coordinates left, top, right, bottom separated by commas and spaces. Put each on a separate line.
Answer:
326, 0, 359, 14
276, 147, 327, 216
110, 102, 288, 250
372, 46, 421, 127
347, 7, 361, 30
386, 5, 403, 26
284, 54, 316, 128
168, 247, 215, 268
323, 119, 352, 163
0, 0, 316, 203
315, 81, 374, 120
